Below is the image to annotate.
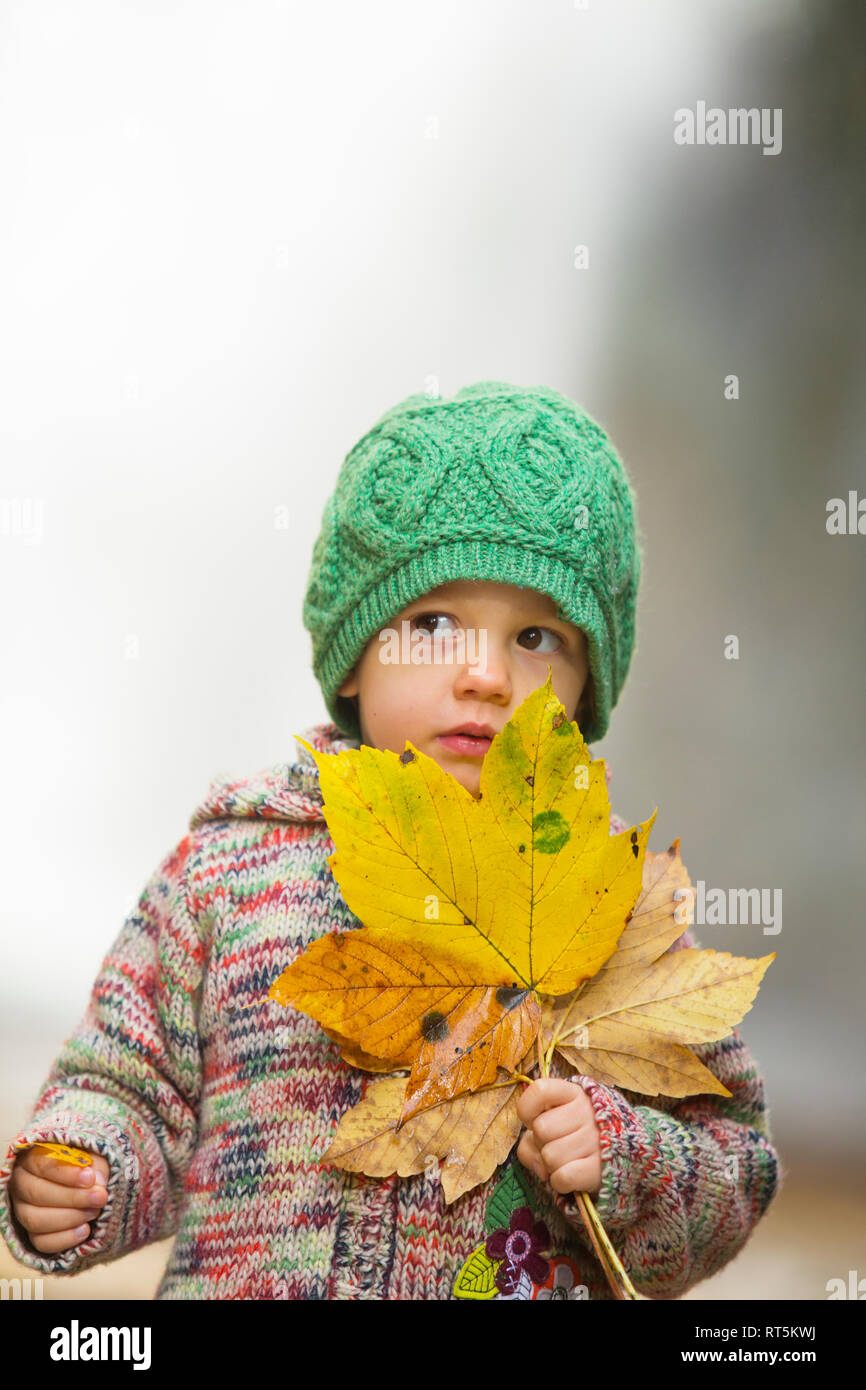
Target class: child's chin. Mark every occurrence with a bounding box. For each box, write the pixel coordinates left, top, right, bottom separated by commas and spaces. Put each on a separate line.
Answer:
445, 766, 482, 798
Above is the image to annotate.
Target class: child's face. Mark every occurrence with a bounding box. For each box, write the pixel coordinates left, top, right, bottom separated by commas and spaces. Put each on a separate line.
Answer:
337, 580, 591, 800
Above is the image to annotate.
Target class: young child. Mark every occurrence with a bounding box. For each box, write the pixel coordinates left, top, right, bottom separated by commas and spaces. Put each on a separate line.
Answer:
0, 381, 781, 1299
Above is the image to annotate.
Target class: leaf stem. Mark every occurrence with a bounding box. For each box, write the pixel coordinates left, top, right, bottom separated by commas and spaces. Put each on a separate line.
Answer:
535, 1010, 641, 1300
544, 979, 588, 1072
574, 1192, 643, 1300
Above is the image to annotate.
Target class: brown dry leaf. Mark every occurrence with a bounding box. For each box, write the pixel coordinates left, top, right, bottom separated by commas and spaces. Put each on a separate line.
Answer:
554, 1029, 732, 1097
603, 837, 697, 969
539, 838, 691, 1048
544, 944, 774, 1098
324, 1059, 530, 1204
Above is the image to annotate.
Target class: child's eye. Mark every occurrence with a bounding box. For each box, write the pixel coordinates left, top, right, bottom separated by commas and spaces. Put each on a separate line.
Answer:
409, 615, 562, 653
519, 626, 562, 654
410, 613, 458, 636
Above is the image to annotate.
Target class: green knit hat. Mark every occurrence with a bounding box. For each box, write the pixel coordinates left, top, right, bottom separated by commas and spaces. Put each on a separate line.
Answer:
302, 381, 642, 744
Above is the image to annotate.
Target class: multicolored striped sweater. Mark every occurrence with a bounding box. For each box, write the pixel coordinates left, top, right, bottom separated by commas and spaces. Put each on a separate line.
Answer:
0, 723, 781, 1299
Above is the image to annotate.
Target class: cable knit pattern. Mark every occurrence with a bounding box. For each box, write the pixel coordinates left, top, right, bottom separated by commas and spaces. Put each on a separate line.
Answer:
0, 724, 781, 1299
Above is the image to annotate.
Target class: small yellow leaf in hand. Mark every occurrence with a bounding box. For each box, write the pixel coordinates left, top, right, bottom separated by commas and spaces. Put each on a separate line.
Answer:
19, 1142, 93, 1168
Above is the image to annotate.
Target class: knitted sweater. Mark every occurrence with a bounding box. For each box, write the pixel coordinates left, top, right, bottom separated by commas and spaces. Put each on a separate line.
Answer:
0, 723, 781, 1300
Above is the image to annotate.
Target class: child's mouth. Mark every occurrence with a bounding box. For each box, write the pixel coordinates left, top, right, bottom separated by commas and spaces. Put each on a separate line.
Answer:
436, 733, 492, 757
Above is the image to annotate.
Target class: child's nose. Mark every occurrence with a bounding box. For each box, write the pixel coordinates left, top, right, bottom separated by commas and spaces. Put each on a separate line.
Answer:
452, 646, 511, 700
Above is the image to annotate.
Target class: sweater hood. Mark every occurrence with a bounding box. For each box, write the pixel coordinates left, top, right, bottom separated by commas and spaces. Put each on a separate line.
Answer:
188, 723, 360, 828
188, 721, 614, 829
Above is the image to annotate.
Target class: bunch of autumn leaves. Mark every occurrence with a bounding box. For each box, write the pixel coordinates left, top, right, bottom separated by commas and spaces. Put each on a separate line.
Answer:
269, 675, 774, 1206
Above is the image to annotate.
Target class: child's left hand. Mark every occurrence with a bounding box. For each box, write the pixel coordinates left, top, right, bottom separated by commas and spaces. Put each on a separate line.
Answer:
515, 1078, 603, 1199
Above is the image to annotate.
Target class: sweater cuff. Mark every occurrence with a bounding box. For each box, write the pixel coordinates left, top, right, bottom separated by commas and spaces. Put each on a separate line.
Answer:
0, 1109, 167, 1276
547, 1073, 653, 1235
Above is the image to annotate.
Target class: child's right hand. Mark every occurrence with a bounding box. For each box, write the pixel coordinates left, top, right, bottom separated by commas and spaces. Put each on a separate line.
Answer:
8, 1145, 109, 1253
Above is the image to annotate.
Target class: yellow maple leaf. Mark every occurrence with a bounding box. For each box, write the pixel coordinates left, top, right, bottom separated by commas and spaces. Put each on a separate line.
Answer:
271, 671, 653, 1122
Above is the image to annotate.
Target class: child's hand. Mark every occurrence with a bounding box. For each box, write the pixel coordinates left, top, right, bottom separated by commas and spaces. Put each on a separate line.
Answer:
8, 1145, 110, 1254
516, 1078, 603, 1199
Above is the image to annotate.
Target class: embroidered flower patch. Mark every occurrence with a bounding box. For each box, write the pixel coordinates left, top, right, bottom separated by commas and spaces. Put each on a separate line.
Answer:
452, 1156, 588, 1301
485, 1206, 550, 1295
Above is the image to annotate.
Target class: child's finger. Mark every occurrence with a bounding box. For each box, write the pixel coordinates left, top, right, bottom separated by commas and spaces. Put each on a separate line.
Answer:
15, 1144, 107, 1189
516, 1128, 549, 1181
10, 1164, 108, 1213
528, 1091, 594, 1147
545, 1155, 602, 1200
535, 1129, 597, 1177
26, 1222, 95, 1255
515, 1077, 581, 1126
13, 1197, 103, 1236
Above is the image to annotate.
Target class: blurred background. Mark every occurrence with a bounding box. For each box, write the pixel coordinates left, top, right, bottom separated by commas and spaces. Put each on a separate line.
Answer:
1, 0, 863, 1299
